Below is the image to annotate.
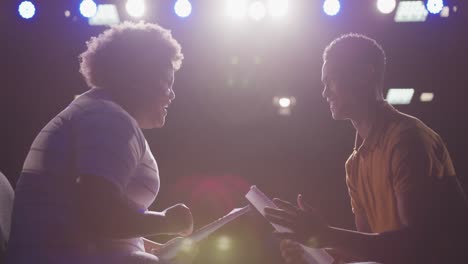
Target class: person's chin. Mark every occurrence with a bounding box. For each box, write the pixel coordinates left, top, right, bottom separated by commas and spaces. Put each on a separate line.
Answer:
331, 110, 347, 120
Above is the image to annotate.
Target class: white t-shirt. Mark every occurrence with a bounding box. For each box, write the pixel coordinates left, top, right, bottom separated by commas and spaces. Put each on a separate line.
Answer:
7, 88, 160, 263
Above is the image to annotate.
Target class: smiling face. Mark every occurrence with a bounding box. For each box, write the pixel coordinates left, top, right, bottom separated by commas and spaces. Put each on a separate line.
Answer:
141, 68, 175, 129
127, 68, 176, 129
321, 61, 369, 121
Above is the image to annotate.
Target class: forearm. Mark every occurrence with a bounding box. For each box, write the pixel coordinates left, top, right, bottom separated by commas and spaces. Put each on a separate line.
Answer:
319, 226, 418, 263
101, 210, 171, 239
78, 175, 173, 239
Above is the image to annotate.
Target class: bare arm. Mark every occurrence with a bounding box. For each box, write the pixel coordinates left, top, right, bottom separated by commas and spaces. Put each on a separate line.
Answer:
77, 174, 192, 239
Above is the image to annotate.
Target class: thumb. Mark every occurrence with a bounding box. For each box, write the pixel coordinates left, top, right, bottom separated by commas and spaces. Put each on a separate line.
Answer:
297, 194, 314, 211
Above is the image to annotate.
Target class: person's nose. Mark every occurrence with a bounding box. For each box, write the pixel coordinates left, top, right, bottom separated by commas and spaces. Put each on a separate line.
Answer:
169, 88, 175, 100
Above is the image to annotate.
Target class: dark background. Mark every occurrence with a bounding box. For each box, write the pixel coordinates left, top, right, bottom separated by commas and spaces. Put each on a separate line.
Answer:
2, 0, 467, 263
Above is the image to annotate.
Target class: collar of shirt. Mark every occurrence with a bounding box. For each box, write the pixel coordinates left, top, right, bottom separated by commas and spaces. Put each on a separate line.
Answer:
353, 101, 398, 154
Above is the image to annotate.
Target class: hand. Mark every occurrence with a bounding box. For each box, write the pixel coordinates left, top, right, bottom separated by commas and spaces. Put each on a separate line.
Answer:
163, 204, 194, 236
280, 239, 307, 264
264, 194, 328, 243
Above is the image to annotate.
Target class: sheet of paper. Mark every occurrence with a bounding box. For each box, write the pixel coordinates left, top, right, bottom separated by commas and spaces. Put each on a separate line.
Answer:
245, 185, 334, 264
157, 205, 251, 260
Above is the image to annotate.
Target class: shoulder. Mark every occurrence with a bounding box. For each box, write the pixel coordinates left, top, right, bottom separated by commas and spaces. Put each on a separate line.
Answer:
385, 110, 443, 149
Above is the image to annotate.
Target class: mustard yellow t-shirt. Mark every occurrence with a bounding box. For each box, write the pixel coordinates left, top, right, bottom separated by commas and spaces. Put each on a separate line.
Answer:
345, 102, 456, 233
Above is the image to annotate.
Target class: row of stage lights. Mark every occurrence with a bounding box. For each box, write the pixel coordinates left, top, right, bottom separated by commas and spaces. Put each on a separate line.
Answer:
17, 0, 449, 23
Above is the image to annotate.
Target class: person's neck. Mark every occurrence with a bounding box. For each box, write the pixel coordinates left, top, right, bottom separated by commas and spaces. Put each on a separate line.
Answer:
350, 100, 382, 140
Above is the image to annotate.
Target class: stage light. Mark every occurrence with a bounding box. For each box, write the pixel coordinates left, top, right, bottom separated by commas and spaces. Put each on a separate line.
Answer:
89, 4, 120, 26
394, 1, 428, 22
377, 0, 396, 14
426, 0, 444, 14
64, 10, 71, 17
79, 0, 97, 18
174, 0, 192, 18
420, 92, 434, 102
386, 88, 414, 105
273, 96, 296, 116
248, 1, 267, 21
227, 0, 247, 19
278, 97, 291, 108
440, 6, 449, 17
217, 236, 231, 251
268, 0, 288, 17
126, 0, 145, 18
323, 0, 340, 16
18, 1, 36, 19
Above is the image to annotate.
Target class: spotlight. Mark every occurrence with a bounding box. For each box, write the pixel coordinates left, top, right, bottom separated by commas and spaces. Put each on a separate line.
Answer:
126, 0, 145, 18
227, 0, 247, 19
420, 92, 434, 102
18, 1, 36, 19
248, 1, 267, 21
426, 0, 444, 14
394, 1, 428, 22
268, 0, 288, 17
323, 0, 340, 16
174, 0, 192, 18
386, 88, 414, 105
273, 96, 296, 116
278, 97, 291, 108
89, 4, 120, 26
79, 0, 97, 18
377, 0, 396, 14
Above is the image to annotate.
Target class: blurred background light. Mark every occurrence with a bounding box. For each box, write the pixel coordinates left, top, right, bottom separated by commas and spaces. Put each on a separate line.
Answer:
420, 92, 434, 102
377, 0, 396, 14
248, 1, 267, 21
268, 0, 288, 17
440, 6, 450, 17
226, 0, 247, 19
426, 0, 444, 14
394, 1, 428, 22
323, 0, 341, 16
174, 0, 192, 18
386, 88, 415, 105
217, 236, 232, 251
18, 1, 36, 19
79, 0, 97, 18
89, 4, 120, 26
126, 0, 145, 18
278, 97, 291, 108
273, 96, 296, 116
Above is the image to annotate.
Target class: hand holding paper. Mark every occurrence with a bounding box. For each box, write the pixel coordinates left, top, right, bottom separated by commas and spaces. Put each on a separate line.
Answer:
264, 195, 328, 244
156, 206, 251, 261
246, 186, 334, 264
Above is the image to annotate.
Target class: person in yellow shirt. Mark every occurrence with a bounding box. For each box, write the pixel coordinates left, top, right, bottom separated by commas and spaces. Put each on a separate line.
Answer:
265, 33, 468, 263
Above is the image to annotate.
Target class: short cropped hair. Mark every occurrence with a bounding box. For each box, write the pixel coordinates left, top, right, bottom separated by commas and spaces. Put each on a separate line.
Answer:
79, 22, 183, 90
323, 33, 386, 89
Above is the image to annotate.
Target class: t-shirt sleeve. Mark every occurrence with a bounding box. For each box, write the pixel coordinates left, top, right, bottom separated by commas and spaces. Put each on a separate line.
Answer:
390, 128, 447, 195
74, 110, 143, 192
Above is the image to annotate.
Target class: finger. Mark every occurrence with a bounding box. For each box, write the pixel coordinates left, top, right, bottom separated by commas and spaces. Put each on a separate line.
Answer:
297, 194, 304, 210
273, 198, 299, 214
265, 213, 296, 228
264, 207, 297, 220
297, 194, 315, 212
